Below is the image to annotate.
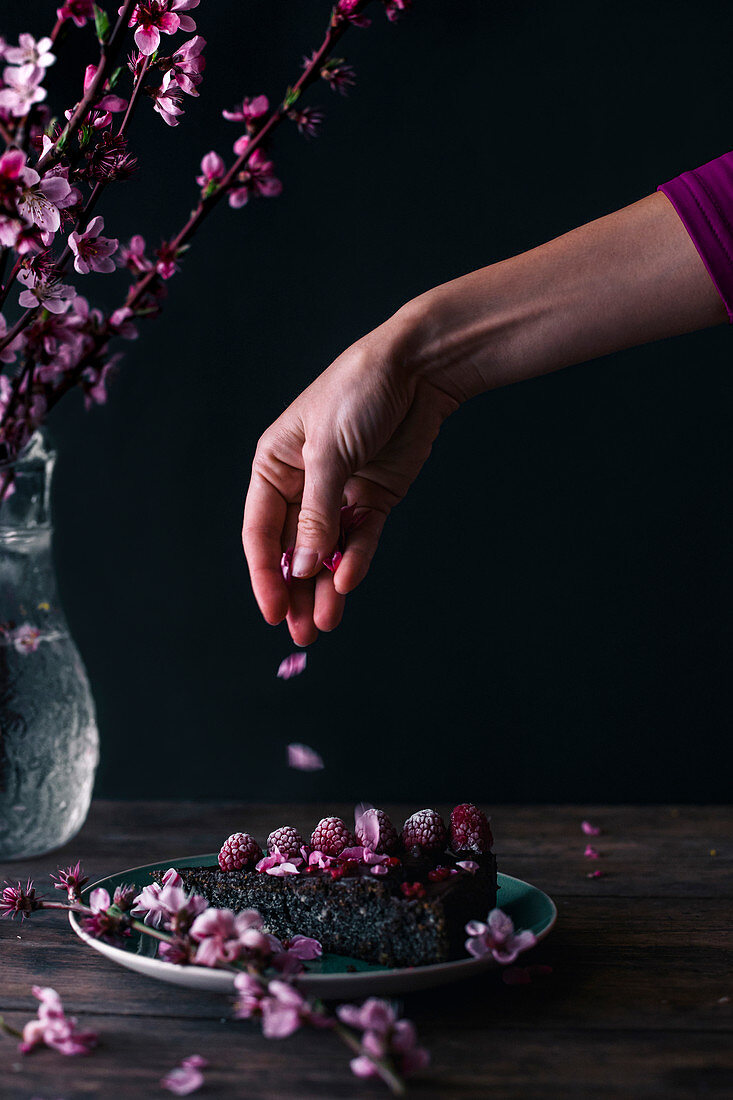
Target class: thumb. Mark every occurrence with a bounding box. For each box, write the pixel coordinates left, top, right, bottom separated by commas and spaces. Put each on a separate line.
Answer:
291, 455, 346, 578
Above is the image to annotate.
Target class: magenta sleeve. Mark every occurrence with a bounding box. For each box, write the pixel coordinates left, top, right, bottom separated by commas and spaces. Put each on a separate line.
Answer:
658, 150, 733, 323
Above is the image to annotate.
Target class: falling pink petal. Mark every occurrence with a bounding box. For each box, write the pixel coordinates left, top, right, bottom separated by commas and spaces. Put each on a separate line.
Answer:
287, 742, 324, 771
277, 653, 307, 680
584, 845, 600, 859
581, 820, 601, 836
586, 869, 604, 879
322, 549, 342, 574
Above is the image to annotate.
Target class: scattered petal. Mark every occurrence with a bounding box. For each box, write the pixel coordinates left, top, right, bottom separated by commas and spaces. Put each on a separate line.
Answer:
586, 869, 604, 879
581, 820, 601, 836
287, 742, 323, 770
278, 653, 307, 680
584, 845, 600, 859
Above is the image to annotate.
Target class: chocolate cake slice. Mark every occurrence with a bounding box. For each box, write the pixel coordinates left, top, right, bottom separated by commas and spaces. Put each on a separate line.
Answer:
151, 804, 497, 969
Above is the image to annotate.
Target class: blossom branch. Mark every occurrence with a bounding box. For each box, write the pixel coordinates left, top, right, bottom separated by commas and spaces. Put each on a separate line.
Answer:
35, 0, 138, 175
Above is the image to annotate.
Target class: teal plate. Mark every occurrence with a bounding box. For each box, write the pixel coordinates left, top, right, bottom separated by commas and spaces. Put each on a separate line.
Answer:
69, 857, 557, 998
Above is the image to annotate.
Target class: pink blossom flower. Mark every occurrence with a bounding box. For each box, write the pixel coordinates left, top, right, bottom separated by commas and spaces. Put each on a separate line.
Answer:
584, 844, 600, 859
80, 886, 131, 943
278, 653, 307, 680
196, 150, 225, 189
316, 57, 356, 96
154, 85, 185, 127
335, 1, 371, 28
110, 306, 138, 339
287, 106, 324, 138
189, 906, 263, 967
222, 94, 269, 125
11, 624, 42, 654
384, 0, 412, 21
161, 1054, 208, 1095
155, 240, 179, 279
82, 356, 120, 409
0, 147, 26, 187
464, 908, 537, 965
51, 861, 89, 900
119, 234, 153, 275
261, 981, 313, 1038
0, 64, 48, 118
323, 503, 366, 572
68, 216, 118, 274
228, 142, 282, 207
287, 741, 322, 769
17, 166, 73, 233
5, 35, 56, 69
581, 820, 601, 836
338, 999, 429, 1080
1, 878, 42, 920
256, 851, 303, 876
19, 986, 97, 1057
18, 269, 76, 314
57, 0, 96, 27
163, 36, 206, 97
123, 0, 200, 57
131, 867, 183, 927
285, 934, 322, 961
80, 64, 128, 129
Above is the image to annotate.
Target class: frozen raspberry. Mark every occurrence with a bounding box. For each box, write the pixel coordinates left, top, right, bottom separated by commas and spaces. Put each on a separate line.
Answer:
428, 866, 452, 883
310, 816, 355, 857
400, 809, 447, 854
267, 825, 304, 859
355, 808, 398, 854
218, 832, 263, 871
450, 803, 493, 853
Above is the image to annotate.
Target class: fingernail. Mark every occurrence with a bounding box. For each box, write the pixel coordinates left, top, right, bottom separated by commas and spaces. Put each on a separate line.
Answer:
291, 547, 319, 578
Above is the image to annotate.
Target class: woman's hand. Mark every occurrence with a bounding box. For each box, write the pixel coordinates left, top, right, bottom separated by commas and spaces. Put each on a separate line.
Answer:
243, 192, 727, 644
242, 313, 461, 645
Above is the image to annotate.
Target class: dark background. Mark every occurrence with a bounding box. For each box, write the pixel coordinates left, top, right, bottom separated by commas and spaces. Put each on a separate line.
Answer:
5, 1, 733, 803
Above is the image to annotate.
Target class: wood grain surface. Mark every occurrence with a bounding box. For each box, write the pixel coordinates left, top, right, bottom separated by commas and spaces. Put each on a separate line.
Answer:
1, 802, 731, 1098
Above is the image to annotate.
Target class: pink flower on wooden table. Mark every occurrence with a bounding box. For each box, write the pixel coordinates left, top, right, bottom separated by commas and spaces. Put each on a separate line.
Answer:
122, 0, 200, 57
19, 986, 97, 1057
161, 1054, 208, 1095
337, 999, 429, 1080
581, 820, 601, 836
0, 64, 47, 117
68, 216, 119, 274
5, 35, 56, 69
287, 741, 322, 769
278, 653, 307, 680
56, 0, 96, 28
465, 908, 537, 965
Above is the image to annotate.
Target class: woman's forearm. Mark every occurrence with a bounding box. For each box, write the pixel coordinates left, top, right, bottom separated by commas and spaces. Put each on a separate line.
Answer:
391, 191, 728, 402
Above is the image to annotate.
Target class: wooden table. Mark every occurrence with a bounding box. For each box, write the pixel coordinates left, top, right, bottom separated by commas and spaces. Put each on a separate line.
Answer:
1, 802, 731, 1098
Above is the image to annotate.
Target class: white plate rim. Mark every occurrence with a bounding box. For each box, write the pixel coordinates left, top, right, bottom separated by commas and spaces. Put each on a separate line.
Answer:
69, 856, 557, 996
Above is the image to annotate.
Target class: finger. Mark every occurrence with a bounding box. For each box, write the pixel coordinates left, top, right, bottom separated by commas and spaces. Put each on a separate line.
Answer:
313, 569, 346, 632
291, 451, 348, 579
332, 504, 388, 595
242, 473, 289, 625
286, 576, 319, 647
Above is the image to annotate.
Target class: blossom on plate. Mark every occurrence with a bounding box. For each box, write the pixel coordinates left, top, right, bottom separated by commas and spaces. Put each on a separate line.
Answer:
0, 878, 42, 920
19, 986, 97, 1057
278, 653, 307, 681
161, 1054, 208, 1095
10, 623, 42, 654
131, 867, 182, 926
222, 94, 269, 125
5, 35, 56, 69
51, 861, 88, 901
0, 64, 48, 118
465, 909, 537, 965
196, 150, 225, 189
163, 36, 206, 97
337, 999, 429, 1080
228, 142, 282, 207
284, 934, 322, 961
287, 741, 322, 769
57, 0, 96, 28
189, 906, 264, 967
17, 166, 73, 233
18, 269, 76, 314
68, 216, 118, 275
581, 820, 601, 836
80, 886, 131, 943
123, 0, 200, 57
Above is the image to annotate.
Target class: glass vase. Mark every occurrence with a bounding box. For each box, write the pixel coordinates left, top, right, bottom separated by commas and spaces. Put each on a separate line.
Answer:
0, 432, 99, 860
